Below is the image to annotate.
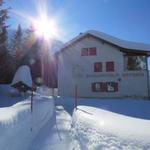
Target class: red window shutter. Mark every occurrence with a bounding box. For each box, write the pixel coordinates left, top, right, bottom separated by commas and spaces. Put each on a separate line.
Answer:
94, 62, 102, 72
92, 83, 96, 91
81, 48, 88, 56
89, 47, 97, 55
106, 62, 114, 72
114, 83, 118, 92
101, 83, 107, 92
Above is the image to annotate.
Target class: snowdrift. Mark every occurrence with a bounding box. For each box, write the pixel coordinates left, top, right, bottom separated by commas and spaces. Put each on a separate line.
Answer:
0, 95, 54, 150
57, 97, 150, 119
72, 106, 150, 150
0, 84, 23, 107
0, 84, 12, 96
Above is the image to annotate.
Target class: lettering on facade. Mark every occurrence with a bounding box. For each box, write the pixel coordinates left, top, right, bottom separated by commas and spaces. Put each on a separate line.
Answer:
73, 72, 145, 78
75, 72, 145, 78
122, 72, 145, 77
86, 73, 119, 78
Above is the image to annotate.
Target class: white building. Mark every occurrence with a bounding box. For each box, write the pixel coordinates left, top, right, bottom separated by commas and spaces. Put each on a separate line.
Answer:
57, 30, 150, 98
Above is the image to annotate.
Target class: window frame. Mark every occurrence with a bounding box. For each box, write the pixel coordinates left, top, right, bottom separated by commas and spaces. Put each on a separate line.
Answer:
92, 82, 118, 92
89, 47, 97, 55
81, 47, 97, 56
81, 48, 88, 56
106, 61, 115, 72
94, 62, 102, 72
124, 55, 147, 71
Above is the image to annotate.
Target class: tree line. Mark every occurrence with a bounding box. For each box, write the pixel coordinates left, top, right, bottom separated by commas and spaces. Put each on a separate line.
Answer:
0, 0, 44, 84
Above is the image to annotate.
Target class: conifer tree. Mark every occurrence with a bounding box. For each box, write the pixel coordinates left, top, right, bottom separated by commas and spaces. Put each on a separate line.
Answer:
12, 24, 23, 66
0, 0, 9, 53
21, 25, 42, 85
0, 0, 13, 83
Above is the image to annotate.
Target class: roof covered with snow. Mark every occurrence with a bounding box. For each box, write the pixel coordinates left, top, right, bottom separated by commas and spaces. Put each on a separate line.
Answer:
58, 30, 150, 53
11, 65, 32, 88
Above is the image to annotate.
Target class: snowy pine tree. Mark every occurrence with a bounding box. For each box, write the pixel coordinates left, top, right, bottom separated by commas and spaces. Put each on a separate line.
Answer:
12, 24, 24, 66
21, 25, 42, 85
0, 0, 9, 52
0, 0, 14, 83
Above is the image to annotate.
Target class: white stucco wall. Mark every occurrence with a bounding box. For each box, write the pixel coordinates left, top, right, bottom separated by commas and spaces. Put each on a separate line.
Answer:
58, 36, 149, 98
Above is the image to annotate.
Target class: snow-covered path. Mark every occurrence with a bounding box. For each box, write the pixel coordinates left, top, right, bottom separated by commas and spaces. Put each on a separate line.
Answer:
29, 105, 75, 150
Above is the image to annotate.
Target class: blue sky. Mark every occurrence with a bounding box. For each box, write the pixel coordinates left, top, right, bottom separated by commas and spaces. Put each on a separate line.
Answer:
5, 0, 150, 44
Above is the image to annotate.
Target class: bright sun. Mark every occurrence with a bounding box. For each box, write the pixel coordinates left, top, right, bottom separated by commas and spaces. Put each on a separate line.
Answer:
33, 14, 58, 40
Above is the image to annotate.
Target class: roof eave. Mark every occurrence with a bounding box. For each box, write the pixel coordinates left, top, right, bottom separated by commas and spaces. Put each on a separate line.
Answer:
55, 31, 150, 56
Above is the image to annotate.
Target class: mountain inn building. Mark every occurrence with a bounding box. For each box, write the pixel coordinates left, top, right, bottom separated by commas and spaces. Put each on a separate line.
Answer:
57, 30, 150, 98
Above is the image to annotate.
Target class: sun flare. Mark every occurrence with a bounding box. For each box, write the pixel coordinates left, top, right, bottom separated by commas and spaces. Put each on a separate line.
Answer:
33, 14, 59, 40
11, 0, 62, 41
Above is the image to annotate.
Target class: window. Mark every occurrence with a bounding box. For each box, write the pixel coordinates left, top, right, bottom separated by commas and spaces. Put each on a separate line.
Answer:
100, 83, 107, 92
92, 82, 101, 92
124, 55, 146, 70
95, 83, 101, 92
107, 82, 118, 92
94, 62, 102, 72
89, 47, 97, 55
81, 48, 88, 56
92, 82, 118, 92
81, 47, 97, 56
106, 61, 114, 72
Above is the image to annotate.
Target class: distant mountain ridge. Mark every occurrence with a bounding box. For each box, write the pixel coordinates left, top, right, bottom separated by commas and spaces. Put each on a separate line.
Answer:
8, 29, 64, 54
48, 38, 64, 54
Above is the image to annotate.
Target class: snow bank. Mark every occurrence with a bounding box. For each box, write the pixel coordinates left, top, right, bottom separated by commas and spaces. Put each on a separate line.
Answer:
0, 84, 23, 107
0, 95, 54, 150
0, 84, 12, 95
36, 86, 58, 96
29, 105, 75, 150
72, 106, 150, 150
57, 97, 150, 120
36, 86, 52, 96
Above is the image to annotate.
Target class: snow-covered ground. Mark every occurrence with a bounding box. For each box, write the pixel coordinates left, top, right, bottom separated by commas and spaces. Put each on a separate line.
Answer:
0, 95, 54, 150
1, 84, 150, 150
0, 84, 23, 107
72, 106, 150, 150
55, 97, 150, 149
29, 105, 75, 150
0, 85, 75, 150
57, 97, 150, 119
